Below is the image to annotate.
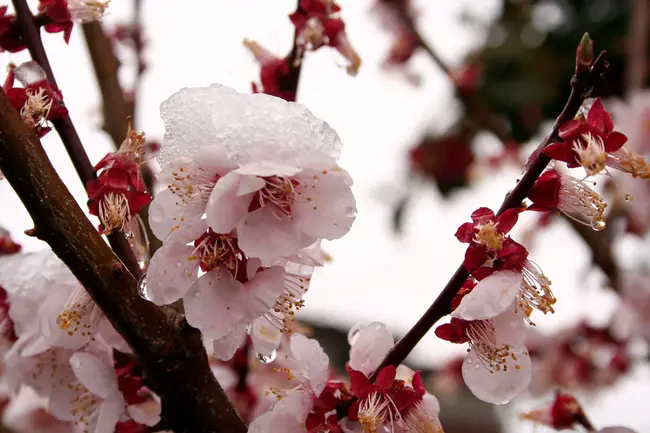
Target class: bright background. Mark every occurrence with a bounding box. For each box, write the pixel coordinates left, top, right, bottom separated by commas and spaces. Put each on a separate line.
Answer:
0, 0, 649, 431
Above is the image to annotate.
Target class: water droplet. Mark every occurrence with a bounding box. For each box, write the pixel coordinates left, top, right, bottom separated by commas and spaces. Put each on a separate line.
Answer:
474, 364, 480, 370
137, 275, 150, 300
244, 322, 252, 335
347, 324, 363, 345
256, 350, 277, 364
176, 261, 183, 268
592, 220, 606, 231
345, 206, 357, 218
124, 232, 135, 239
625, 194, 634, 202
466, 357, 473, 365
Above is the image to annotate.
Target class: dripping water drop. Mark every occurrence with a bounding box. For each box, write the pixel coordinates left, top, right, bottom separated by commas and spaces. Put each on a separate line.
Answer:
256, 349, 277, 364
125, 232, 135, 239
592, 220, 606, 231
625, 194, 633, 202
244, 322, 252, 335
176, 261, 183, 268
474, 364, 480, 370
466, 357, 473, 365
137, 274, 150, 300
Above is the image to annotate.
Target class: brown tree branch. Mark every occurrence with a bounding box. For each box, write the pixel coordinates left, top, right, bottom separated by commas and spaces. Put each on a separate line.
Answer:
0, 89, 246, 433
369, 49, 612, 378
627, 0, 649, 91
11, 0, 142, 276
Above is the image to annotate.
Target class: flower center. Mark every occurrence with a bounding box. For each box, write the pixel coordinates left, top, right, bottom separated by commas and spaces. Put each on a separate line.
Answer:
20, 87, 52, 128
190, 230, 244, 277
98, 191, 130, 235
473, 221, 504, 251
466, 321, 520, 373
68, 0, 111, 22
168, 165, 219, 205
575, 134, 607, 176
251, 176, 299, 218
358, 392, 390, 433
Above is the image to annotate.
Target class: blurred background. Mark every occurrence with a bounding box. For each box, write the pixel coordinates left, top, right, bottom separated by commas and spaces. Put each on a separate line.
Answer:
1, 0, 650, 431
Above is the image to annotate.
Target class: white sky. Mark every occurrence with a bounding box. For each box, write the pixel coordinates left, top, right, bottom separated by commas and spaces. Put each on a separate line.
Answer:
0, 0, 649, 431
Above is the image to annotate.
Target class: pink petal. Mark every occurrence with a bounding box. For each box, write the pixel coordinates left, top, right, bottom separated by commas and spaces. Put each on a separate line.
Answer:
462, 344, 531, 404
249, 391, 312, 433
587, 99, 613, 133
243, 266, 287, 317
212, 326, 246, 361
605, 132, 628, 152
470, 207, 495, 224
348, 322, 394, 376
146, 243, 198, 305
93, 393, 126, 433
206, 172, 261, 234
289, 334, 330, 396
455, 222, 475, 243
543, 142, 575, 164
237, 207, 315, 263
183, 271, 246, 339
251, 313, 283, 357
69, 352, 118, 399
451, 271, 521, 321
148, 188, 207, 244
597, 428, 638, 433
464, 244, 488, 271
293, 167, 356, 240
493, 306, 528, 347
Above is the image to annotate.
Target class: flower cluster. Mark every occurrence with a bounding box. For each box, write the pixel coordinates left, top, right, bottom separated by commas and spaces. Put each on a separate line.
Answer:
38, 0, 110, 43
249, 322, 443, 433
3, 61, 67, 137
87, 124, 151, 236
0, 248, 161, 433
245, 0, 361, 100
146, 84, 356, 361
436, 206, 555, 403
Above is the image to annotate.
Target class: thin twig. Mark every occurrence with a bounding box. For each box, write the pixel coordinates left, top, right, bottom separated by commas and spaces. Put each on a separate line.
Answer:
0, 88, 247, 433
12, 0, 141, 276
369, 51, 611, 378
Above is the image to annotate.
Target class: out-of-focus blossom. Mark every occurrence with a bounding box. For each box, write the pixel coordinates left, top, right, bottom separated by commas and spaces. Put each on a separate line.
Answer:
38, 0, 110, 43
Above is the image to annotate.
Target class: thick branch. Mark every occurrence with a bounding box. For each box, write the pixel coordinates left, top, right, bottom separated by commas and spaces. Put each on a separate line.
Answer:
627, 0, 649, 91
12, 0, 141, 276
370, 51, 611, 378
0, 90, 246, 433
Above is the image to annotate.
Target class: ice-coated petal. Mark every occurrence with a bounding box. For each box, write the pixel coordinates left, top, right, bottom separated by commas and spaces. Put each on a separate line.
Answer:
235, 162, 301, 177
251, 312, 283, 357
289, 334, 330, 396
69, 352, 118, 399
148, 188, 207, 243
213, 326, 246, 361
493, 306, 528, 346
243, 266, 287, 317
452, 271, 522, 321
293, 167, 356, 240
127, 400, 161, 426
159, 84, 343, 170
237, 207, 316, 263
38, 285, 97, 350
184, 270, 245, 339
206, 171, 261, 234
146, 243, 198, 305
348, 322, 394, 376
462, 344, 531, 404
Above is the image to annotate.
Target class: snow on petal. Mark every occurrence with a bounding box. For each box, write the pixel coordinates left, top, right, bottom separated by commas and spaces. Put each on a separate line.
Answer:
452, 271, 522, 321
348, 322, 394, 376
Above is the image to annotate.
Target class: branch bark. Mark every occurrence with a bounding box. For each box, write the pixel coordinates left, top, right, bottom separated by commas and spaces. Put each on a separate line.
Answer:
369, 50, 612, 378
627, 0, 649, 91
0, 90, 246, 432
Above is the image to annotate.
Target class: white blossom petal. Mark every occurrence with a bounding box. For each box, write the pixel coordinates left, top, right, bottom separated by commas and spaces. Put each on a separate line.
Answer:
69, 352, 118, 399
146, 242, 198, 305
212, 326, 246, 361
452, 271, 522, 321
148, 188, 207, 244
93, 393, 125, 433
289, 334, 329, 396
348, 322, 394, 376
206, 172, 260, 234
462, 344, 531, 404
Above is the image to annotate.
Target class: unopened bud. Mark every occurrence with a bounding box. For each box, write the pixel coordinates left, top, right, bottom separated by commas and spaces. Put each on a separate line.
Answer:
576, 33, 594, 74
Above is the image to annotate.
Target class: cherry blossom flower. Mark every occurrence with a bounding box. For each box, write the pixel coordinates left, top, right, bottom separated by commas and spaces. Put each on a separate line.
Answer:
3, 61, 68, 137
244, 39, 297, 102
527, 168, 607, 230
612, 90, 650, 155
520, 391, 585, 430
289, 0, 361, 75
455, 207, 520, 272
38, 0, 110, 43
436, 303, 531, 404
151, 84, 355, 264
347, 321, 394, 377
543, 99, 650, 178
87, 126, 151, 235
